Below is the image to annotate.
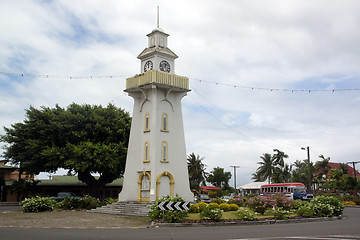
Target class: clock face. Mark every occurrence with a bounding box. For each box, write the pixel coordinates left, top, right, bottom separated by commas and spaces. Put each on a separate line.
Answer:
159, 60, 170, 73
144, 60, 153, 72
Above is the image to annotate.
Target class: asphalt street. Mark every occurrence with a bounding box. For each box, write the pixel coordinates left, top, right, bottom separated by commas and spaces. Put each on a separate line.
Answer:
0, 207, 359, 240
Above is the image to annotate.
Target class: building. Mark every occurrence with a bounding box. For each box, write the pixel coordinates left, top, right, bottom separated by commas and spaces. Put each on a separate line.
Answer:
118, 24, 193, 202
0, 160, 34, 202
238, 181, 267, 197
37, 175, 122, 199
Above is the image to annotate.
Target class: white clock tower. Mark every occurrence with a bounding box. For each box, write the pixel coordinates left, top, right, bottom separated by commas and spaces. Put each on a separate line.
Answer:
118, 25, 194, 202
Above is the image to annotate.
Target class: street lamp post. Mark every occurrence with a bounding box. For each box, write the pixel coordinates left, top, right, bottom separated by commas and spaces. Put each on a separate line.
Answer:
301, 146, 312, 193
230, 166, 240, 196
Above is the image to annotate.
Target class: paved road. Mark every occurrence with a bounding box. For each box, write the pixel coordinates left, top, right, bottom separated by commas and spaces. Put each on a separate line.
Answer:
0, 207, 359, 240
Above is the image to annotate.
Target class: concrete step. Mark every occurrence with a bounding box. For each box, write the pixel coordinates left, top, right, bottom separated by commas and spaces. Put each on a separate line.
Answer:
89, 201, 153, 217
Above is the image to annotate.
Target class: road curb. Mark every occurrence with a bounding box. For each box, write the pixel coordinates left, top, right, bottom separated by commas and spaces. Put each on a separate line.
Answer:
150, 215, 342, 228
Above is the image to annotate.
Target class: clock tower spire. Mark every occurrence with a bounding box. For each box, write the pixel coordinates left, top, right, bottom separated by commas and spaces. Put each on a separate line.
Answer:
137, 8, 178, 74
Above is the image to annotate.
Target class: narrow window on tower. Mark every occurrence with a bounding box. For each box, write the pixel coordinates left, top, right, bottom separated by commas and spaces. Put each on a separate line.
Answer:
161, 113, 169, 132
161, 141, 168, 162
143, 141, 150, 162
144, 113, 150, 132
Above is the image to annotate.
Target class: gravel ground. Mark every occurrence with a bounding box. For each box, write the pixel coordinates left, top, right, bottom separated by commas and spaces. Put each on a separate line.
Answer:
0, 210, 151, 229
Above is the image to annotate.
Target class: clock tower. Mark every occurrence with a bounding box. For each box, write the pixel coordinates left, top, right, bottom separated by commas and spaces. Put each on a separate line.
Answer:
138, 27, 177, 74
118, 25, 194, 202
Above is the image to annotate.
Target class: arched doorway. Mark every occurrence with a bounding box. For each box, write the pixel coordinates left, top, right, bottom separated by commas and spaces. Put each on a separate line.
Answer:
156, 171, 174, 200
138, 171, 151, 202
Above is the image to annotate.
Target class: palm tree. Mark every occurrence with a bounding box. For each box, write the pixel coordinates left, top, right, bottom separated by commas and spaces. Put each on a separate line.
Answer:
315, 154, 331, 189
272, 149, 288, 168
187, 153, 207, 189
256, 153, 275, 184
272, 149, 289, 182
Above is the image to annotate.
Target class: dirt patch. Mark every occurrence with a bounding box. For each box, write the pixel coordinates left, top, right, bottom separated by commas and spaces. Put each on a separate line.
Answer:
0, 210, 151, 229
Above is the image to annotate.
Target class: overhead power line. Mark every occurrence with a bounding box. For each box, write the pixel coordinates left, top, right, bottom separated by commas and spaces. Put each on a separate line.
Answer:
1, 71, 360, 93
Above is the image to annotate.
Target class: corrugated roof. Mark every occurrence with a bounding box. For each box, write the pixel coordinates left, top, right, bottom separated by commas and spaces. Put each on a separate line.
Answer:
37, 175, 123, 186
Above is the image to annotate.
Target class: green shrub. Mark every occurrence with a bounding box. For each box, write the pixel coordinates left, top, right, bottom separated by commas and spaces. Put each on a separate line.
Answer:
58, 195, 102, 210
197, 202, 208, 212
208, 202, 220, 209
311, 195, 344, 216
58, 198, 82, 210
296, 203, 315, 217
189, 204, 199, 213
272, 194, 297, 210
211, 198, 225, 205
311, 202, 334, 217
229, 203, 239, 211
228, 197, 245, 207
22, 196, 58, 212
236, 207, 255, 220
247, 195, 270, 214
271, 208, 289, 220
219, 203, 230, 212
82, 195, 102, 210
200, 204, 223, 221
148, 195, 187, 223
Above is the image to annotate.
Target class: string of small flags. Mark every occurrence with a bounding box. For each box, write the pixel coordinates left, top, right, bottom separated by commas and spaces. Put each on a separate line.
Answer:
191, 78, 360, 93
1, 71, 359, 93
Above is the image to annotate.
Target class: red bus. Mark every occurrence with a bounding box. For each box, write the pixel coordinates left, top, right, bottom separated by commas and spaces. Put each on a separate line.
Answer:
260, 183, 313, 200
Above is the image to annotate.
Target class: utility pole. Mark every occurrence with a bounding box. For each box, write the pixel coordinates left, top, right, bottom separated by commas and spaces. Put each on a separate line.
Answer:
301, 146, 312, 193
230, 166, 240, 196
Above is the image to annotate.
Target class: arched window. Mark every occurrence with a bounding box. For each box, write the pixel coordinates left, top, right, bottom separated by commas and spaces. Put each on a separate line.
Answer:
144, 113, 150, 132
144, 141, 150, 162
161, 141, 168, 162
161, 113, 168, 132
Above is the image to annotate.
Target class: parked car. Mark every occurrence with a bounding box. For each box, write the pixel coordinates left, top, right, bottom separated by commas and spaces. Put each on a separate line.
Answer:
198, 194, 211, 203
220, 196, 231, 202
52, 192, 82, 202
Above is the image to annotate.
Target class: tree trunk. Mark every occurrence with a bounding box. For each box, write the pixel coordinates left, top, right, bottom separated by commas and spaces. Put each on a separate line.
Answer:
77, 171, 117, 199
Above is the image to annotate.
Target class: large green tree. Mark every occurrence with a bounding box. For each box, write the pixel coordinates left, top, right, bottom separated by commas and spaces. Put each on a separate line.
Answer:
1, 103, 131, 198
187, 153, 207, 190
206, 167, 231, 188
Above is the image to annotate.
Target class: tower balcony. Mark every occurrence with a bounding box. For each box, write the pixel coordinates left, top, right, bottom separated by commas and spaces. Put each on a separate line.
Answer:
125, 70, 189, 91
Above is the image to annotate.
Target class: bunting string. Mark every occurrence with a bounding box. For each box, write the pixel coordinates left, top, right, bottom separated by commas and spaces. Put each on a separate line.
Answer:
1, 71, 359, 93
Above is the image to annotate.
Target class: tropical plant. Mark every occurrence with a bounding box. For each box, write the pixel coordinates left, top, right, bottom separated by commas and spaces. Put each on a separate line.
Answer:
21, 196, 58, 212
206, 167, 231, 188
187, 153, 208, 190
237, 207, 255, 220
255, 153, 275, 184
148, 195, 187, 223
200, 203, 222, 221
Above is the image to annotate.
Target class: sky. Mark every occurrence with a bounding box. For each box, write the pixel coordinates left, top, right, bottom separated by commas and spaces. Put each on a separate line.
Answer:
1, 0, 360, 187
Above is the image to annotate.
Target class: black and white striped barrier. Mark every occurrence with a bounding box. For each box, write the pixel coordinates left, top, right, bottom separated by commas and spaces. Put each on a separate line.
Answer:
158, 201, 190, 211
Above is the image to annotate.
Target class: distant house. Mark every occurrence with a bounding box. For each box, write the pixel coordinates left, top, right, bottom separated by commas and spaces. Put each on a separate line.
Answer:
0, 160, 34, 202
238, 181, 267, 197
316, 162, 360, 179
199, 186, 221, 193
37, 175, 123, 199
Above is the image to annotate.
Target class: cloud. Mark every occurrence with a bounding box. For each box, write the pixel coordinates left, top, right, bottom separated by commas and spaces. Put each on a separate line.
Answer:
1, 0, 360, 186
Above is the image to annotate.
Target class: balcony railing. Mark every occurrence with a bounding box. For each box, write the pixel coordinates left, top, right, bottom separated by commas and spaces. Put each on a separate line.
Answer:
126, 70, 189, 90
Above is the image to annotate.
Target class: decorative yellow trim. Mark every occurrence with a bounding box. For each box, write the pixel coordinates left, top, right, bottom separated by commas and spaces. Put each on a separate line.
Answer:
138, 171, 151, 202
144, 113, 150, 132
156, 171, 174, 200
126, 70, 190, 90
161, 141, 168, 162
143, 141, 150, 162
161, 113, 169, 132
